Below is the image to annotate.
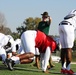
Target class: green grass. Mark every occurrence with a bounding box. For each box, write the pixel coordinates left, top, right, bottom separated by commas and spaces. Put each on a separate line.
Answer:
0, 61, 76, 75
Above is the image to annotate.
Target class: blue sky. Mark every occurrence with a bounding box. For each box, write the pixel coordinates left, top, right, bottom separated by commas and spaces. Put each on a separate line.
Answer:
0, 0, 76, 35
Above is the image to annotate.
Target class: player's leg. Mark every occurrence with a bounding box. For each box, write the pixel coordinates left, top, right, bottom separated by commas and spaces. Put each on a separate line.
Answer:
61, 48, 66, 69
6, 49, 35, 70
63, 25, 76, 74
48, 56, 55, 68
16, 52, 34, 64
59, 25, 66, 73
0, 47, 7, 63
33, 55, 40, 69
33, 48, 40, 69
40, 53, 44, 71
0, 47, 9, 67
59, 27, 66, 68
64, 26, 74, 70
66, 48, 72, 70
7, 52, 34, 65
42, 47, 51, 73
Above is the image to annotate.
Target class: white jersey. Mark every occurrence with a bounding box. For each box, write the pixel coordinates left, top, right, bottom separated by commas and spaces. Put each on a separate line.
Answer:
0, 33, 9, 62
0, 33, 9, 47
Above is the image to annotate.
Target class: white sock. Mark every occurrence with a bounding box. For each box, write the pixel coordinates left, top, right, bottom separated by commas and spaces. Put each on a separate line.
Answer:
62, 62, 66, 69
66, 63, 70, 70
11, 56, 20, 64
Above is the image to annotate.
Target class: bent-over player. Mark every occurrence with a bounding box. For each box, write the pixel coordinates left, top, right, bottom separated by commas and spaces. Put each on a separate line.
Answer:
6, 30, 57, 73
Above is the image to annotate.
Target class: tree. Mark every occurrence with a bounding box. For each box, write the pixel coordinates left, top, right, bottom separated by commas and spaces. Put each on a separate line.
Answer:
4, 27, 12, 35
0, 12, 19, 39
16, 17, 41, 36
11, 32, 20, 40
0, 12, 12, 34
0, 12, 7, 26
23, 17, 41, 30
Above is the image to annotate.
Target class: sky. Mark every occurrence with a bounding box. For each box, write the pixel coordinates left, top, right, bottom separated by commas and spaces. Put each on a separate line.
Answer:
0, 0, 76, 35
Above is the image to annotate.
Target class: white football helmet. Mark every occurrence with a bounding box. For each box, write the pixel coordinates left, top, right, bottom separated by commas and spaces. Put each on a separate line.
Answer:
6, 35, 14, 45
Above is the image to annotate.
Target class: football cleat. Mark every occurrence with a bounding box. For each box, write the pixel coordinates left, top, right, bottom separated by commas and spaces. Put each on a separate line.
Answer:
61, 69, 76, 75
61, 69, 66, 74
65, 69, 76, 75
6, 58, 14, 71
3, 61, 8, 68
12, 60, 15, 67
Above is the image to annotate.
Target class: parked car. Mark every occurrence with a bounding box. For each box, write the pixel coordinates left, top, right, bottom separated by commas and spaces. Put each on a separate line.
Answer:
51, 55, 61, 63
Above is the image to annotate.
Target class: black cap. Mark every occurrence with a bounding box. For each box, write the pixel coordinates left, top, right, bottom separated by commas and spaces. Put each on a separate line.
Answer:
41, 12, 49, 16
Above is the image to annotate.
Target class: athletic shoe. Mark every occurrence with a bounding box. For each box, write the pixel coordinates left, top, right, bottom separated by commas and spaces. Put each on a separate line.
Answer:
12, 60, 15, 67
61, 69, 66, 74
65, 69, 76, 75
6, 58, 14, 71
3, 61, 8, 67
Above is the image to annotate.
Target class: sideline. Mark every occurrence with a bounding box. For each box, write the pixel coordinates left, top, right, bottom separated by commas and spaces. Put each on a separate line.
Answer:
71, 62, 76, 64
55, 62, 76, 64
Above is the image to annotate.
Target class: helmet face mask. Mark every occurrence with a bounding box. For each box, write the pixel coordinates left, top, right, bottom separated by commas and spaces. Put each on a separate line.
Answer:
7, 42, 11, 47
4, 42, 11, 49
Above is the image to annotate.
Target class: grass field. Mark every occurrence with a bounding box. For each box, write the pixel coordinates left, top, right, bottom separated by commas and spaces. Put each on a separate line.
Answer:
0, 61, 76, 75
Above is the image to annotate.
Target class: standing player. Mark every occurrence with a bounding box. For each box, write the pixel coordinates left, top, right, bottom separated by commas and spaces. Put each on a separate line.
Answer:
6, 30, 57, 73
38, 11, 55, 69
33, 47, 40, 69
59, 9, 76, 74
